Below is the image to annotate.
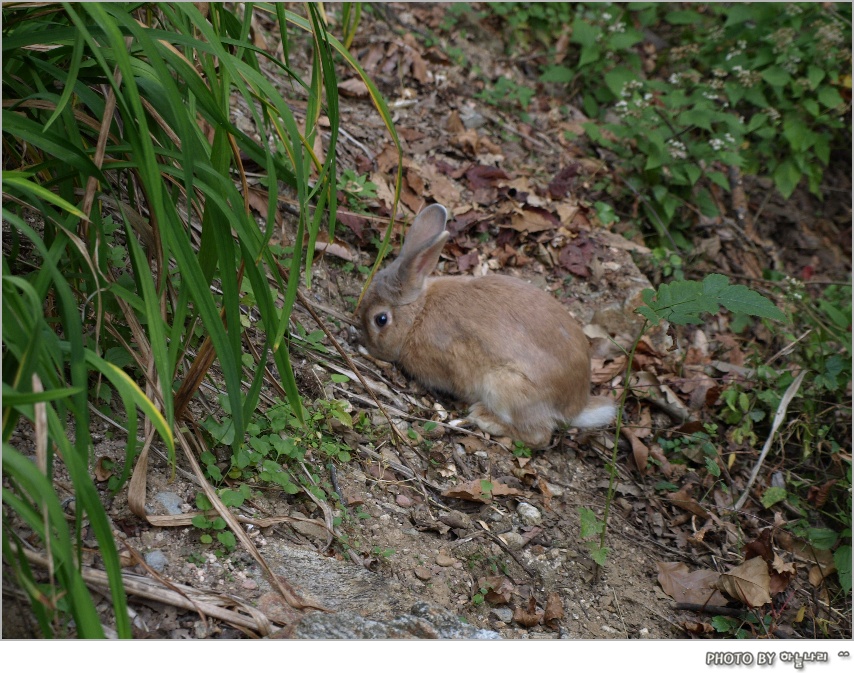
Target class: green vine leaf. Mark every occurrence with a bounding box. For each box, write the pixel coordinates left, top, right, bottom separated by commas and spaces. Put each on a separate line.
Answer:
639, 274, 787, 326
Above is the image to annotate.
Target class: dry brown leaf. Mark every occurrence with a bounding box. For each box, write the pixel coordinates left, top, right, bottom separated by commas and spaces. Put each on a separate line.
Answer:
478, 575, 514, 604
683, 620, 714, 634
667, 484, 709, 518
441, 479, 522, 502
421, 162, 464, 207
465, 164, 509, 189
548, 164, 580, 200
538, 479, 553, 511
648, 443, 674, 478
370, 172, 411, 215
314, 241, 355, 262
453, 128, 480, 155
94, 456, 113, 482
716, 556, 772, 607
409, 49, 429, 84
622, 426, 649, 475
506, 209, 557, 233
446, 110, 465, 134
770, 554, 796, 594
376, 143, 403, 174
338, 77, 369, 98
400, 183, 424, 214
743, 528, 774, 564
246, 187, 283, 228
479, 135, 502, 154
656, 561, 728, 607
808, 561, 836, 587
543, 592, 564, 623
634, 406, 653, 438
591, 355, 626, 384
513, 596, 544, 627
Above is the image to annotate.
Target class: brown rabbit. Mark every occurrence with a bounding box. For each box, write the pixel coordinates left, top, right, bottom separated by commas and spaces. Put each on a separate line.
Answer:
357, 204, 615, 447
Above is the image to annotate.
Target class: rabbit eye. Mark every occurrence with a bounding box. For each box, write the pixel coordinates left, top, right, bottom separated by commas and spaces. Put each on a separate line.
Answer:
374, 312, 388, 328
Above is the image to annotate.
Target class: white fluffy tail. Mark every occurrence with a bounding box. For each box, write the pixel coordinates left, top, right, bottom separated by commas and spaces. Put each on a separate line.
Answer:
570, 396, 616, 429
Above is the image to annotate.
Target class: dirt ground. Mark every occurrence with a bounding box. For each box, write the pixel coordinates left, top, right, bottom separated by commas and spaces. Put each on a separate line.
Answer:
3, 3, 851, 640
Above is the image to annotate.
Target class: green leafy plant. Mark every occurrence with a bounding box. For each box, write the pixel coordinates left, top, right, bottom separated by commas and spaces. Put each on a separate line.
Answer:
487, 3, 851, 245
192, 492, 239, 554
2, 1, 402, 637
472, 585, 490, 606
657, 423, 722, 479
475, 75, 536, 113
338, 168, 379, 213
720, 277, 851, 586
583, 274, 786, 567
202, 392, 354, 503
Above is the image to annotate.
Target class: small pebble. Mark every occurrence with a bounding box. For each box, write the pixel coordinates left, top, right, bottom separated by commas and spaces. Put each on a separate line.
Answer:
414, 567, 432, 581
499, 532, 525, 550
242, 580, 258, 591
435, 553, 456, 567
491, 607, 513, 623
396, 494, 413, 508
516, 502, 542, 526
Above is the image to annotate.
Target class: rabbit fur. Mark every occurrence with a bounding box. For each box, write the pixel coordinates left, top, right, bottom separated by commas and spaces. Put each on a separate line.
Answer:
357, 203, 615, 447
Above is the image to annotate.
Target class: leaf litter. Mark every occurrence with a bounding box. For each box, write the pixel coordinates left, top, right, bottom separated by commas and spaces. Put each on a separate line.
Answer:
6, 3, 850, 641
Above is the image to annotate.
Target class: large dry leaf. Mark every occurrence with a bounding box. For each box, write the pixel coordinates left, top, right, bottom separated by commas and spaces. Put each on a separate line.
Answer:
338, 77, 369, 98
716, 556, 772, 607
513, 596, 544, 627
543, 592, 564, 623
743, 528, 774, 564
478, 575, 514, 604
667, 484, 709, 518
465, 164, 509, 190
622, 426, 649, 474
507, 208, 558, 233
591, 355, 626, 384
770, 554, 797, 594
657, 561, 728, 607
442, 479, 522, 502
420, 162, 463, 207
548, 164, 580, 200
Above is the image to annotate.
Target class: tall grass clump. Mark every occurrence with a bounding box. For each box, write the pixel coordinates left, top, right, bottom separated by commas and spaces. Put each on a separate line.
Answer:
2, 2, 395, 637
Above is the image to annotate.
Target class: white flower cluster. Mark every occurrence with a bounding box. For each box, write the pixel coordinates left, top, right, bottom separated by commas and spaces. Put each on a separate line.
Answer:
783, 54, 803, 75
667, 138, 688, 159
817, 21, 845, 45
619, 79, 644, 99
732, 64, 761, 87
785, 276, 805, 301
708, 133, 736, 152
725, 40, 748, 62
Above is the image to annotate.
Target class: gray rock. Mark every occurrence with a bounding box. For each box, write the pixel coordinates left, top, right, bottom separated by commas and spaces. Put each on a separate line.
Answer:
153, 491, 184, 516
491, 607, 513, 623
499, 531, 526, 550
285, 602, 500, 639
516, 502, 542, 526
255, 539, 499, 639
144, 550, 168, 573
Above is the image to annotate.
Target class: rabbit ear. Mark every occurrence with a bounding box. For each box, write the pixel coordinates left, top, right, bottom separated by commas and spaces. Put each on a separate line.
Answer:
401, 204, 448, 258
394, 205, 449, 297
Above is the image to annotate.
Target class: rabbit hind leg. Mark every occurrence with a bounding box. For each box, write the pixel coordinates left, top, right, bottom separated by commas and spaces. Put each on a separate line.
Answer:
470, 372, 557, 448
